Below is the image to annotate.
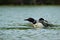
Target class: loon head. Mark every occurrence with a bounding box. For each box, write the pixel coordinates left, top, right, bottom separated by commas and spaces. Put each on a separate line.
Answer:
39, 18, 48, 27
24, 18, 36, 24
39, 18, 44, 21
39, 18, 44, 23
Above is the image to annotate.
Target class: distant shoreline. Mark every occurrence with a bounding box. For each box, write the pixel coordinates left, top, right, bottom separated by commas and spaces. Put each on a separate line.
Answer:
0, 4, 60, 6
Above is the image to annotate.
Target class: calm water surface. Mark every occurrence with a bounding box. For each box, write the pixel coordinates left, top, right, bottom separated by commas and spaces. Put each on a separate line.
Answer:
0, 6, 60, 40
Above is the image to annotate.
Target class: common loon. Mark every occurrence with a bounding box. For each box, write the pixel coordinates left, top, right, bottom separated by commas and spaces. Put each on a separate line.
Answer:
24, 18, 48, 28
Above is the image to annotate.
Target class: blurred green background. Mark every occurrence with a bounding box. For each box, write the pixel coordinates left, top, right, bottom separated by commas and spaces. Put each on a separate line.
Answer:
0, 0, 60, 5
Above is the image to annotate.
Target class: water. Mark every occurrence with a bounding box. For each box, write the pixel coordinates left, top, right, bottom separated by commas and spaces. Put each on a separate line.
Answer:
0, 6, 60, 40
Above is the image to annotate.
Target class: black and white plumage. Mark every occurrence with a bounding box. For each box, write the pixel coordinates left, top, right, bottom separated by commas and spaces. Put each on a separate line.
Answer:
24, 18, 48, 28
24, 18, 36, 24
39, 18, 48, 27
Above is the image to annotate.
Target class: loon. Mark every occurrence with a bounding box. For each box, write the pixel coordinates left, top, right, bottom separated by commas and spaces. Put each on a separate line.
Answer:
24, 18, 48, 28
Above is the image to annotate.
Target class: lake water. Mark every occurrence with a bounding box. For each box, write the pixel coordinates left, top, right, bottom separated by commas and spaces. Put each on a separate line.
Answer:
0, 5, 60, 40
